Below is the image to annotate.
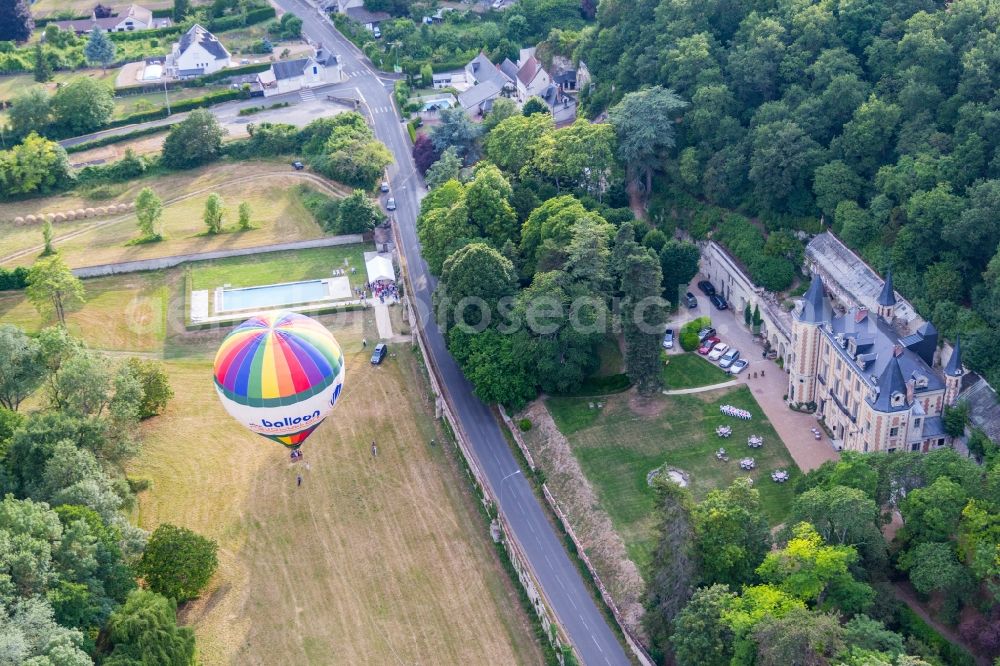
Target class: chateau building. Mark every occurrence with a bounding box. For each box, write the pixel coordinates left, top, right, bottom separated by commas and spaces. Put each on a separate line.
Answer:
788, 273, 964, 453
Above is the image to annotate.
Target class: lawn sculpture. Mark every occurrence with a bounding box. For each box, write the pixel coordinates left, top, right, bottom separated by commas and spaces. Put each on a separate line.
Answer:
213, 310, 345, 459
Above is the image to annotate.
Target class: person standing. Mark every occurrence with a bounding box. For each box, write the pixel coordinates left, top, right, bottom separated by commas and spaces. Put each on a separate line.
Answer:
371, 441, 377, 458
296, 475, 302, 487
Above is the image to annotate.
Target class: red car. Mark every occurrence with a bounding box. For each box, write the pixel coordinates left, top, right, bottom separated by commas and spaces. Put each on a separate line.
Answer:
698, 336, 721, 355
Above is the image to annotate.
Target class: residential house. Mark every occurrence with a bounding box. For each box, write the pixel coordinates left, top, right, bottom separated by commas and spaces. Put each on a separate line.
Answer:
344, 6, 390, 30
258, 56, 343, 96
52, 3, 171, 34
166, 24, 230, 78
515, 55, 551, 102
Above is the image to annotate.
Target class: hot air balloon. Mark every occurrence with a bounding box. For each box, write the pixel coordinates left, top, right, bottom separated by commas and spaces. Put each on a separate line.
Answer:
213, 311, 345, 452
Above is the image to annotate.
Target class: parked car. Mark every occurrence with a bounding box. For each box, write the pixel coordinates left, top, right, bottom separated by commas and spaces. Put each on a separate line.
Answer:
372, 26, 381, 38
698, 336, 721, 355
662, 328, 674, 349
729, 358, 749, 374
291, 161, 304, 170
719, 348, 741, 369
380, 181, 390, 192
697, 280, 716, 296
710, 294, 728, 310
386, 197, 396, 211
697, 326, 717, 342
685, 292, 698, 308
708, 343, 729, 361
371, 343, 387, 365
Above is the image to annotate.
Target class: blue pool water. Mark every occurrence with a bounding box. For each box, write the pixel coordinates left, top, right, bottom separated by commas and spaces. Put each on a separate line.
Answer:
219, 280, 328, 312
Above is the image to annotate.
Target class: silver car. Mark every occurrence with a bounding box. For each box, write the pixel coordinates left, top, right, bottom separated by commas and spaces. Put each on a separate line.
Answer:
719, 348, 741, 369
662, 329, 674, 349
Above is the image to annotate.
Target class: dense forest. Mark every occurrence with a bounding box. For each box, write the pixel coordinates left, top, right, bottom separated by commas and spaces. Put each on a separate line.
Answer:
570, 0, 1000, 385
645, 449, 1000, 665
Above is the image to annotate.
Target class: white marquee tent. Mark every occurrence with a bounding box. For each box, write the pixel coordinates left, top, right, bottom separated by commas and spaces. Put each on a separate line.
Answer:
365, 254, 395, 283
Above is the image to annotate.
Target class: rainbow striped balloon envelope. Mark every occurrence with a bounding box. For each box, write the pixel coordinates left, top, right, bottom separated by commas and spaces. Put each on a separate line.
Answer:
213, 311, 345, 448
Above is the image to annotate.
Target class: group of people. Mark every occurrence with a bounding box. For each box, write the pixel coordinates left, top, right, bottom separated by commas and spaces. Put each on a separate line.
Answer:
720, 404, 752, 420
368, 280, 398, 304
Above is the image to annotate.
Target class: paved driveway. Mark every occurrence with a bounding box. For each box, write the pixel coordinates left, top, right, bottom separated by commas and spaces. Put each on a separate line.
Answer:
667, 280, 839, 472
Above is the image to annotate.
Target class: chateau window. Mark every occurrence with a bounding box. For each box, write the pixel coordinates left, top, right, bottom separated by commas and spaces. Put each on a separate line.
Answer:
911, 443, 920, 452
890, 427, 899, 437
913, 418, 921, 429
836, 358, 842, 371
937, 438, 945, 447
864, 441, 869, 452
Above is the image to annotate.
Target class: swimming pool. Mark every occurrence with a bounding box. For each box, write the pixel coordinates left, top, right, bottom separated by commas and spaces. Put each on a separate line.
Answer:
218, 280, 329, 312
421, 98, 453, 111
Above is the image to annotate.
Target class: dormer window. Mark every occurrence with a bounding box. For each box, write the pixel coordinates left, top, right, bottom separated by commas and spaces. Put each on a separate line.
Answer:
891, 392, 905, 407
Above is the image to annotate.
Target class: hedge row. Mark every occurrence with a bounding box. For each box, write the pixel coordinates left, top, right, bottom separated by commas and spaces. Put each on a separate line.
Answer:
106, 6, 275, 42
65, 123, 175, 154
0, 266, 29, 291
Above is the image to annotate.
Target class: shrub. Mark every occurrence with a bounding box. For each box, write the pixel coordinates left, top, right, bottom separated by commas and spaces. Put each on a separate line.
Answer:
518, 418, 532, 432
679, 316, 711, 352
137, 524, 218, 602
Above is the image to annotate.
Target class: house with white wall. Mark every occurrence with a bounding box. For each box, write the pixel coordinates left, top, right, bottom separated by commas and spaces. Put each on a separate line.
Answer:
52, 3, 171, 34
258, 56, 343, 96
166, 24, 230, 78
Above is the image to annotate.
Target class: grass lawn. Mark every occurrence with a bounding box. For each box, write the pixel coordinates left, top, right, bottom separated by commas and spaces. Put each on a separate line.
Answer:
189, 245, 368, 291
0, 69, 116, 103
546, 385, 798, 571
0, 162, 346, 269
129, 334, 541, 665
594, 335, 623, 376
112, 86, 214, 119
661, 352, 731, 389
0, 271, 169, 352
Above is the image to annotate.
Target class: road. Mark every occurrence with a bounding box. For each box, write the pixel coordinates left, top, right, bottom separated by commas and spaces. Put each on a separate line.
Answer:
276, 2, 631, 664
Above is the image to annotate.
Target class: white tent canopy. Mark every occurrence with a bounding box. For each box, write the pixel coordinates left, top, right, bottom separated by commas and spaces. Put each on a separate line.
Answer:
365, 254, 395, 283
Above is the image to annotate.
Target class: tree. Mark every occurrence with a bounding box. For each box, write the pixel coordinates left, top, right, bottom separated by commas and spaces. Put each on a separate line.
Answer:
522, 96, 549, 117
125, 357, 173, 419
438, 242, 517, 331
429, 106, 482, 162
419, 63, 433, 87
659, 240, 700, 306
161, 109, 225, 169
8, 88, 52, 140
203, 193, 224, 234
752, 607, 845, 666
608, 86, 688, 195
899, 476, 967, 544
0, 0, 33, 42
789, 485, 885, 569
172, 0, 189, 22
337, 189, 382, 234
757, 522, 874, 613
51, 78, 114, 136
424, 146, 463, 189
33, 42, 52, 83
412, 133, 439, 175
482, 97, 519, 133
238, 201, 252, 231
943, 401, 970, 441
748, 120, 824, 213
813, 159, 864, 220
41, 219, 54, 256
0, 133, 73, 198
0, 324, 43, 411
135, 187, 163, 240
105, 590, 196, 665
417, 199, 475, 276
25, 255, 85, 326
534, 119, 616, 196
138, 524, 218, 602
898, 542, 973, 610
84, 27, 116, 72
670, 584, 737, 666
447, 327, 536, 408
645, 481, 698, 656
0, 597, 90, 665
842, 615, 906, 658
484, 112, 553, 177
693, 479, 771, 587
465, 163, 517, 245
621, 249, 665, 393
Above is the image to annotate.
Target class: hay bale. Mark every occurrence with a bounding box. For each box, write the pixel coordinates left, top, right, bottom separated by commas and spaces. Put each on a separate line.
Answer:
65, 211, 76, 221
75, 209, 86, 218
96, 207, 108, 215
85, 208, 95, 217
13, 216, 24, 225
24, 215, 36, 224
128, 201, 135, 209
45, 213, 56, 221
53, 213, 66, 223
119, 203, 129, 212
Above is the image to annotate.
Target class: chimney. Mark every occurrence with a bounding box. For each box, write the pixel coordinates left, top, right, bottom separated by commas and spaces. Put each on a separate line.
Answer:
906, 379, 915, 404
893, 345, 904, 357
855, 308, 868, 324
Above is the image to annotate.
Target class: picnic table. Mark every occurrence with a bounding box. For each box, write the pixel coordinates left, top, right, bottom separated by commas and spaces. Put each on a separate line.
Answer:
771, 470, 790, 482
740, 457, 756, 470
748, 435, 763, 448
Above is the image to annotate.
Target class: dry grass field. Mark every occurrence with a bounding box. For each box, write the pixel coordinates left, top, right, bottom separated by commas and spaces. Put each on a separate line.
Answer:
0, 260, 541, 664
0, 162, 346, 268
131, 331, 542, 665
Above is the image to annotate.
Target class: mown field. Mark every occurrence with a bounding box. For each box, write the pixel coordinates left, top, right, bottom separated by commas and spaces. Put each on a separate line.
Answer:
0, 261, 542, 664
546, 385, 798, 569
0, 162, 347, 269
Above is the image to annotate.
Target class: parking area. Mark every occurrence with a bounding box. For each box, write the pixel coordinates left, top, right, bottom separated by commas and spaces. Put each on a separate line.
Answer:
666, 277, 840, 472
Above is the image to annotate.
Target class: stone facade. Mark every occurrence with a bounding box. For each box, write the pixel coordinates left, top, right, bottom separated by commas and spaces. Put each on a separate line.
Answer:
789, 274, 961, 453
699, 241, 793, 365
